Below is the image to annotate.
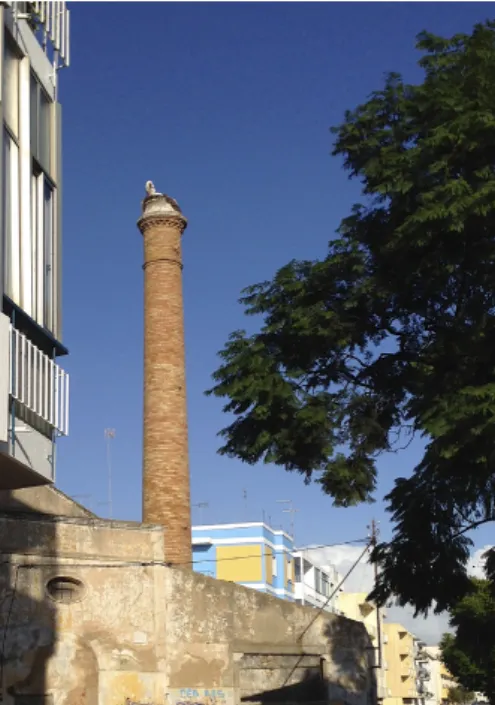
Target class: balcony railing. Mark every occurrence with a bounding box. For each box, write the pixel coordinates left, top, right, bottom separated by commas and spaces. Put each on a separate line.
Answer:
10, 325, 69, 436
416, 650, 429, 662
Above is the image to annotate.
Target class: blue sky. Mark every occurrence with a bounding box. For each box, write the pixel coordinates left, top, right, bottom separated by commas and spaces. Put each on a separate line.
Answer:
57, 2, 493, 552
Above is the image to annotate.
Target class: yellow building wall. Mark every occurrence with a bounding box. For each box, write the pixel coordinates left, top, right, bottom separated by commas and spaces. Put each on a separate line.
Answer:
265, 547, 274, 585
285, 555, 294, 591
382, 623, 418, 705
216, 544, 263, 583
337, 593, 376, 635
337, 593, 386, 696
440, 663, 457, 701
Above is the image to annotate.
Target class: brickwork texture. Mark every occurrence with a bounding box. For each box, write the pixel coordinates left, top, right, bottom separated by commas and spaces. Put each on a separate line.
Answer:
138, 198, 192, 566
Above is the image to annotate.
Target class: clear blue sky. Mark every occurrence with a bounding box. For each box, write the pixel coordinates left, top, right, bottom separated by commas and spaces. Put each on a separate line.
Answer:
57, 2, 493, 552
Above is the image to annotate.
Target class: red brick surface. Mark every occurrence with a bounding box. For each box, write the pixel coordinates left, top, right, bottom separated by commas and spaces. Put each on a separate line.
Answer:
139, 212, 191, 566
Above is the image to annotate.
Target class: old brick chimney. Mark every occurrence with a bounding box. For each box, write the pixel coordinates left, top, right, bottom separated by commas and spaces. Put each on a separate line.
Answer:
137, 183, 191, 565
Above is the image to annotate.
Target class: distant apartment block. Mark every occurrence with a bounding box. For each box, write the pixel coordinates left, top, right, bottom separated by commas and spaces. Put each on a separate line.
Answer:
192, 522, 295, 599
293, 549, 343, 612
381, 623, 435, 705
418, 646, 445, 705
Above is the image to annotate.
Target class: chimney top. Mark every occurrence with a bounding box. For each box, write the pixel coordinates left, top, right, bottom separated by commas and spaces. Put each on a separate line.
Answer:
138, 181, 187, 232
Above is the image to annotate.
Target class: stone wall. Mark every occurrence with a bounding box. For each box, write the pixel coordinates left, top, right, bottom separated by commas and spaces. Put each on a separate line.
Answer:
0, 485, 96, 517
0, 501, 376, 705
165, 568, 375, 705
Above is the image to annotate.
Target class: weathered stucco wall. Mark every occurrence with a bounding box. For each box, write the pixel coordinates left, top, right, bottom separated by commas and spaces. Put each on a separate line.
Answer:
0, 507, 376, 705
165, 567, 375, 705
0, 485, 96, 517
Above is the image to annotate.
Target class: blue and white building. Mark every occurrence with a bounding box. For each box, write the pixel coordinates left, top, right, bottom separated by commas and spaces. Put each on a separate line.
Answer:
192, 522, 296, 600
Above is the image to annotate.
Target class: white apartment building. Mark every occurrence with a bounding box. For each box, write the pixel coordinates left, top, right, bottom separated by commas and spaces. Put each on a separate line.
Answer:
0, 2, 71, 492
293, 549, 343, 612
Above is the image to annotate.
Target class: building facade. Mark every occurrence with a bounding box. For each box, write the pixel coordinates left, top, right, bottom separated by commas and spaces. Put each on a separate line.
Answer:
381, 624, 436, 705
0, 485, 378, 705
0, 1, 70, 491
192, 522, 295, 599
382, 623, 419, 705
293, 549, 343, 612
421, 647, 444, 705
336, 592, 387, 701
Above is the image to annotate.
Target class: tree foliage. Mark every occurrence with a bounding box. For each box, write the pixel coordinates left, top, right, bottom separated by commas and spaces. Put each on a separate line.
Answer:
441, 579, 495, 704
207, 21, 495, 613
446, 686, 476, 705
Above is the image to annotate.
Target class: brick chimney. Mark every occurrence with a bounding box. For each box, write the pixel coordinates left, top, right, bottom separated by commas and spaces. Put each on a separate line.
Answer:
137, 182, 191, 565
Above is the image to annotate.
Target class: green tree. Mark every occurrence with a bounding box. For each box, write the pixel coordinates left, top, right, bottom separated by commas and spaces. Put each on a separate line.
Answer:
207, 20, 495, 614
446, 686, 475, 705
441, 578, 495, 705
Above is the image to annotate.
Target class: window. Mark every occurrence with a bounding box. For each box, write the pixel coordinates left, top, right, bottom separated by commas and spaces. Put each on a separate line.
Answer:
32, 169, 55, 331
314, 568, 322, 595
30, 73, 52, 174
3, 36, 21, 306
46, 576, 84, 604
321, 572, 330, 597
3, 36, 19, 137
30, 71, 56, 332
294, 557, 301, 582
4, 130, 20, 302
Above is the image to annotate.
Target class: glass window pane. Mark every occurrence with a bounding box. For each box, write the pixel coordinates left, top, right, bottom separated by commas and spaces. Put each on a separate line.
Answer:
3, 39, 19, 136
315, 568, 321, 594
30, 73, 38, 157
3, 134, 11, 297
294, 557, 301, 582
31, 174, 38, 317
3, 131, 20, 302
43, 178, 54, 331
39, 88, 51, 170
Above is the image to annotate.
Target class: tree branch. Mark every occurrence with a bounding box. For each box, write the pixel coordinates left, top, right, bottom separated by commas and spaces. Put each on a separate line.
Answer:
451, 516, 495, 540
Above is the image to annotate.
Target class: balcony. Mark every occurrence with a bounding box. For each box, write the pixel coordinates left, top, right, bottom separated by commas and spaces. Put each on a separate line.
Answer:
0, 316, 69, 489
10, 325, 69, 436
415, 650, 429, 662
6, 1, 71, 69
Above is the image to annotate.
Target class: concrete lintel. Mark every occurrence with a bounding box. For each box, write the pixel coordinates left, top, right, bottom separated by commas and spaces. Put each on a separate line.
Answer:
232, 642, 324, 656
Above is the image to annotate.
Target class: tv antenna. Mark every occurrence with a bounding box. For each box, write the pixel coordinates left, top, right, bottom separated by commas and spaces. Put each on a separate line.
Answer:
243, 488, 248, 519
276, 499, 300, 542
192, 501, 209, 524
104, 428, 116, 519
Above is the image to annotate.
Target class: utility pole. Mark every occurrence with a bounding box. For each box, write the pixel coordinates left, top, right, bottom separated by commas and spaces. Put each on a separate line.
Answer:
104, 428, 115, 519
369, 519, 383, 675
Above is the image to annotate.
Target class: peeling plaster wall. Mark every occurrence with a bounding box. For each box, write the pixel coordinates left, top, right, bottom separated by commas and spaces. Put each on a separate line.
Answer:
0, 486, 96, 517
0, 511, 376, 705
165, 568, 375, 705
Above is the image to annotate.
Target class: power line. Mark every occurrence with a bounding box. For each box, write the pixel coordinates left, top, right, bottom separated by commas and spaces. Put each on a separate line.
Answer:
297, 542, 372, 643
189, 537, 367, 566
0, 538, 369, 571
